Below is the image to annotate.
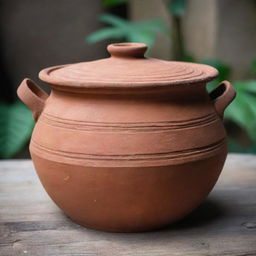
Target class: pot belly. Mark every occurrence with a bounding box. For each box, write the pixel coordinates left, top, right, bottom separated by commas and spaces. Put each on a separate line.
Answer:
31, 112, 226, 167
29, 112, 227, 232
31, 148, 226, 232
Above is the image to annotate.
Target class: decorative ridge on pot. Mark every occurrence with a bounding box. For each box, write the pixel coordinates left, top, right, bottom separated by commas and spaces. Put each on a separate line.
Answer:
39, 42, 218, 90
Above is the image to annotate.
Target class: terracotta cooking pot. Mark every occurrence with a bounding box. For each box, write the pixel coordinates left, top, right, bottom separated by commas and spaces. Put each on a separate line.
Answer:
17, 43, 236, 232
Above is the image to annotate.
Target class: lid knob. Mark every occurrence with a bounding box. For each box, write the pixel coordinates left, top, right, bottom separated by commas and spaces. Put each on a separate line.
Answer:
107, 42, 147, 58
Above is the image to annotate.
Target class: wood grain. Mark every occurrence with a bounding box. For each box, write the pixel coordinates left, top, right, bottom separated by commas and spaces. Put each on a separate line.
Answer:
0, 154, 256, 256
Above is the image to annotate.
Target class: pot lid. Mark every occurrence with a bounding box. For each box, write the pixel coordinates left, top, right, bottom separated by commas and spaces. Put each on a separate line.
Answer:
39, 42, 218, 90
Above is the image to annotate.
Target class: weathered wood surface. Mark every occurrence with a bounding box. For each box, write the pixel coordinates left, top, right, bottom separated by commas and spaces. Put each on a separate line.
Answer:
0, 154, 256, 256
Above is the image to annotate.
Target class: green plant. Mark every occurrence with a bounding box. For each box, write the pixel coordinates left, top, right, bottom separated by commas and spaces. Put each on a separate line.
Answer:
86, 14, 167, 48
0, 101, 34, 158
102, 0, 128, 7
225, 80, 256, 142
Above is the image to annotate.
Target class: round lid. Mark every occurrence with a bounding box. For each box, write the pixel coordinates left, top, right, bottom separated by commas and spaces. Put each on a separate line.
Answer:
39, 42, 218, 90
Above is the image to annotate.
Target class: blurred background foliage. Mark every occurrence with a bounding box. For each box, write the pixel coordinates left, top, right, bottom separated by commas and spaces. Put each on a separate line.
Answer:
0, 0, 255, 158
0, 102, 34, 158
86, 14, 167, 48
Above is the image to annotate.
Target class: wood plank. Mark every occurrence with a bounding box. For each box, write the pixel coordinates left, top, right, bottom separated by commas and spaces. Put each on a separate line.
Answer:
0, 154, 256, 256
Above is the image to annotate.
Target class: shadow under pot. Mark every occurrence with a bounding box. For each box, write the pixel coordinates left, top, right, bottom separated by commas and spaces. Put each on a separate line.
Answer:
17, 42, 236, 232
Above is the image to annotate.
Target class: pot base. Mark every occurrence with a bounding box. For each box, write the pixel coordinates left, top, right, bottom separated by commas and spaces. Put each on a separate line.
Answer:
66, 209, 194, 233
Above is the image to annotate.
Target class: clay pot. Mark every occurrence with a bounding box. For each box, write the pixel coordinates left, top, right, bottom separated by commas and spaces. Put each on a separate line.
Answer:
17, 43, 236, 232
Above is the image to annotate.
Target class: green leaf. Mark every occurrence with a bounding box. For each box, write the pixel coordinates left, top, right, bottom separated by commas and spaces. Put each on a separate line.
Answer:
0, 101, 34, 158
85, 14, 168, 48
225, 80, 256, 142
128, 31, 155, 48
102, 0, 128, 7
136, 19, 168, 33
233, 80, 256, 94
167, 0, 187, 17
86, 27, 125, 43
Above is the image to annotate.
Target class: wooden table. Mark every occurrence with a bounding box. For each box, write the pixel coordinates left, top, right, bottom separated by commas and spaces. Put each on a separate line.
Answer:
0, 154, 256, 256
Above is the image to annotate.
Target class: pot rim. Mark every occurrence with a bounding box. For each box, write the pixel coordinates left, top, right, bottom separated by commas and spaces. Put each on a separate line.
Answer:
39, 62, 218, 92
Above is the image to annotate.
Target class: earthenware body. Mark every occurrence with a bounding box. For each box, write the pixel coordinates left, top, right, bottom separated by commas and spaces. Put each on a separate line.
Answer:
17, 43, 236, 232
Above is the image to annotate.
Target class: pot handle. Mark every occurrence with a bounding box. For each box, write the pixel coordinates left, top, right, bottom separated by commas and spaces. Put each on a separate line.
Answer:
17, 78, 49, 121
209, 80, 236, 118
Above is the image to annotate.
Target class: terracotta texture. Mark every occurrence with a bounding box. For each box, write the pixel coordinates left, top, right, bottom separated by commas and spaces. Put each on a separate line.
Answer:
17, 43, 236, 232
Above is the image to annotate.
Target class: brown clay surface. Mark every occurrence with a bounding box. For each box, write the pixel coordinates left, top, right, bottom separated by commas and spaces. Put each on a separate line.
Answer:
31, 149, 226, 232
